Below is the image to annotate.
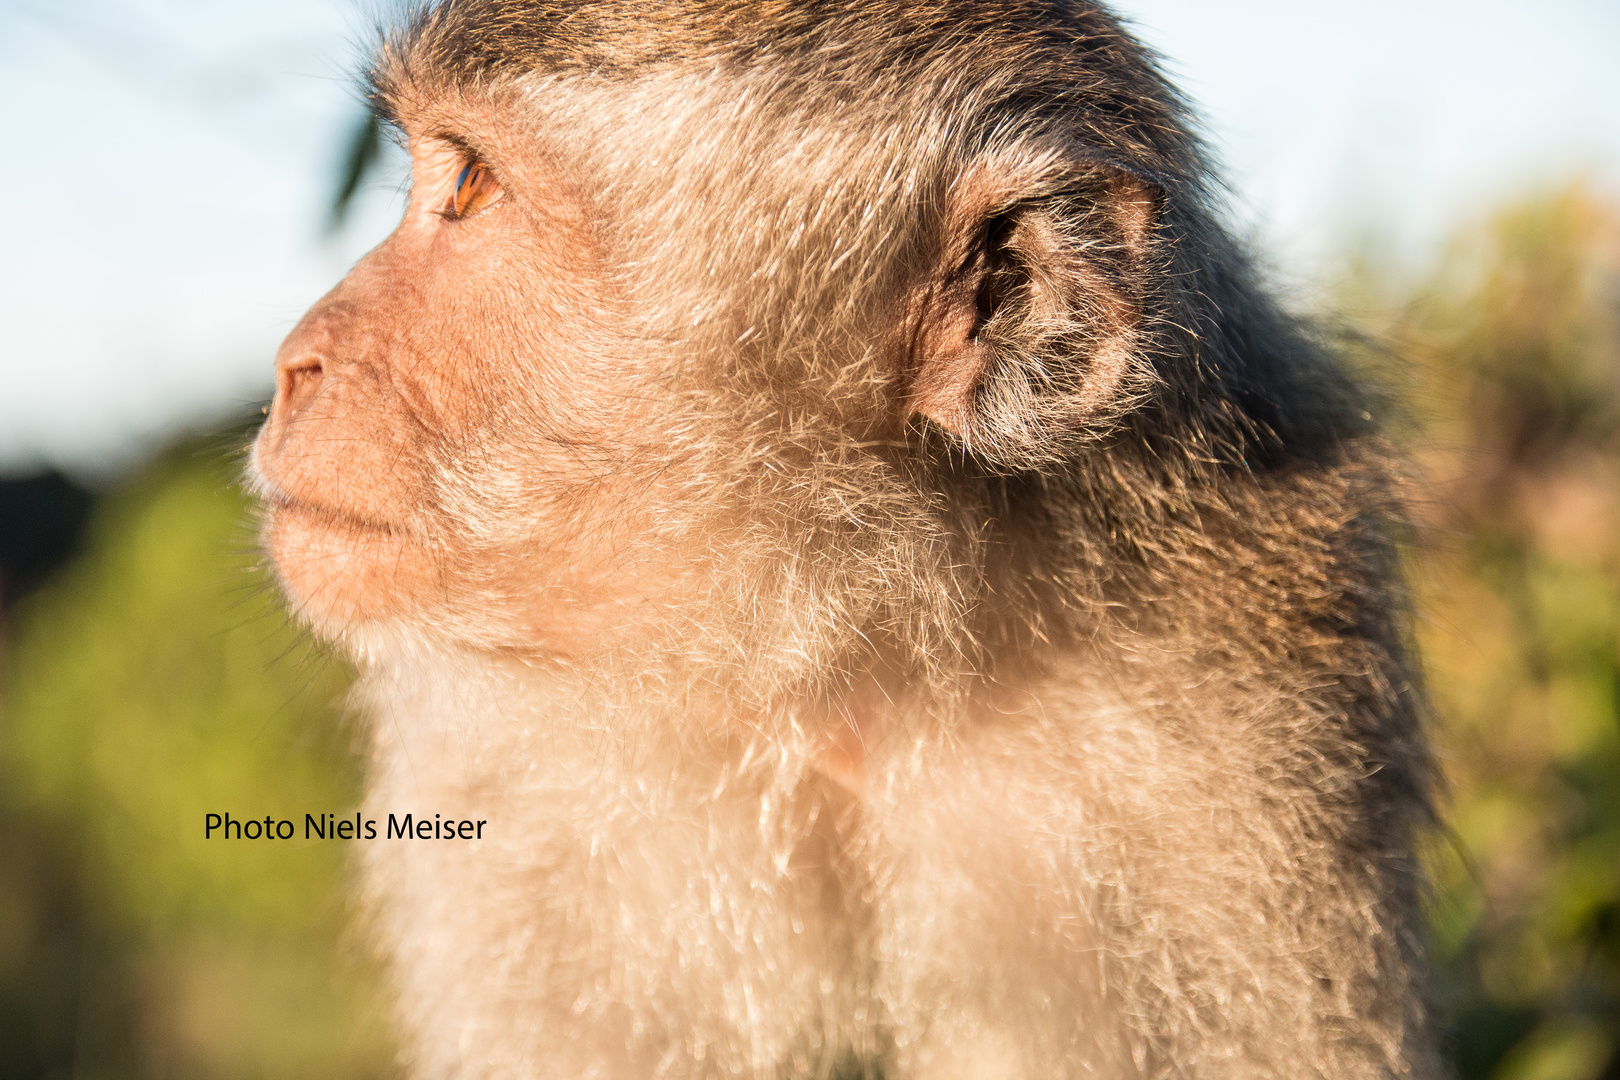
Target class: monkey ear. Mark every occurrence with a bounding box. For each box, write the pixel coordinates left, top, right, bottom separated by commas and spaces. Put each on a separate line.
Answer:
906, 158, 1160, 470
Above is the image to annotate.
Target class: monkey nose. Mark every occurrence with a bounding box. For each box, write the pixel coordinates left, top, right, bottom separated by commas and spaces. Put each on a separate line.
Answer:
263, 354, 325, 451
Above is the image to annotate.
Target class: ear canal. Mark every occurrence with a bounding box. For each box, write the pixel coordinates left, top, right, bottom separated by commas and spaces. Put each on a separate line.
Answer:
971, 212, 1020, 333
908, 164, 1161, 472
907, 211, 1016, 436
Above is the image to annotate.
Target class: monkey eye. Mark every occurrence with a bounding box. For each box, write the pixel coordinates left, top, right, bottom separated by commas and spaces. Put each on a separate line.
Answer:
443, 159, 503, 219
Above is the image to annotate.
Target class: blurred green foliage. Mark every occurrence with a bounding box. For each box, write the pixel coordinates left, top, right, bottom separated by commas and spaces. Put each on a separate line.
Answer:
0, 444, 393, 1079
1353, 183, 1620, 1080
0, 183, 1617, 1079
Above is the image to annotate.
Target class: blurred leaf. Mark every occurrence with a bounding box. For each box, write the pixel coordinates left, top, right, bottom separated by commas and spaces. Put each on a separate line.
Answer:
328, 111, 385, 236
1366, 182, 1620, 1080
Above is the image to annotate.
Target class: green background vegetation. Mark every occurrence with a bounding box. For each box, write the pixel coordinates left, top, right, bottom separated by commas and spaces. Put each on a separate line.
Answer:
1379, 185, 1620, 1080
1, 183, 1617, 1078
0, 455, 392, 1078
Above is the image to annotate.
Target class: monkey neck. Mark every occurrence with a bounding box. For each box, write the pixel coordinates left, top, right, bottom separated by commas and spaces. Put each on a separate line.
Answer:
351, 627, 1013, 802
802, 666, 907, 798
817, 716, 869, 797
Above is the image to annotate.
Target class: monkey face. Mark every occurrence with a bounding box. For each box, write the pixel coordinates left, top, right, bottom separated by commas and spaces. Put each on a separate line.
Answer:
250, 61, 1162, 667
252, 96, 676, 657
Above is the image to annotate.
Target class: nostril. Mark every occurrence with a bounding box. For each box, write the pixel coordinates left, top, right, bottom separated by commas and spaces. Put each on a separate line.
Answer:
261, 355, 327, 459
273, 356, 325, 424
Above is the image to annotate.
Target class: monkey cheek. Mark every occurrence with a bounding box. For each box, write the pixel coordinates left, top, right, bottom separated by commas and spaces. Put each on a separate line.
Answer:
265, 503, 440, 632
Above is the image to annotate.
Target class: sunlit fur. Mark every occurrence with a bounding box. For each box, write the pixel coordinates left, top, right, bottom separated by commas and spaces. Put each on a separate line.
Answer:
257, 2, 1438, 1078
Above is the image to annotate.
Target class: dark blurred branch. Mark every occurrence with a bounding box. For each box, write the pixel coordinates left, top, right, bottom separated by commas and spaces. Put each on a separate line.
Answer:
327, 111, 385, 235
0, 471, 93, 610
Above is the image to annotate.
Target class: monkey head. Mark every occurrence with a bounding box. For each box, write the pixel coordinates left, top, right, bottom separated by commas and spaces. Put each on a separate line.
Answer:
250, 3, 1189, 677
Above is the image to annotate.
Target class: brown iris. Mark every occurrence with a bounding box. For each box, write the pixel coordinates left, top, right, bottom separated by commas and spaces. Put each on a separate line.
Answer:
445, 160, 502, 219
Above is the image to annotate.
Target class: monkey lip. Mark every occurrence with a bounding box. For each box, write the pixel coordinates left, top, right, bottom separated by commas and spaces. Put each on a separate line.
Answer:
265, 492, 403, 538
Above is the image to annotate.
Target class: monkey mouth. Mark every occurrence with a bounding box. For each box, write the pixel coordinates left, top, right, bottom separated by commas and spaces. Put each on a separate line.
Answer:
257, 484, 442, 628
264, 492, 402, 539
247, 438, 416, 542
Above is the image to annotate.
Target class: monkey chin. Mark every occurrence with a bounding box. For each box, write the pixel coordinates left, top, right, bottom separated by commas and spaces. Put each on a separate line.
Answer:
262, 497, 439, 638
261, 494, 660, 663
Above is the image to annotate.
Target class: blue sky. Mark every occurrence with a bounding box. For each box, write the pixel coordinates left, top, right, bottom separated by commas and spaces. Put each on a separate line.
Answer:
2, 0, 1617, 477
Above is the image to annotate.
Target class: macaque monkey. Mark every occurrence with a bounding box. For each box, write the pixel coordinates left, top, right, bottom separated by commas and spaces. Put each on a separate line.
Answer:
250, 2, 1437, 1077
